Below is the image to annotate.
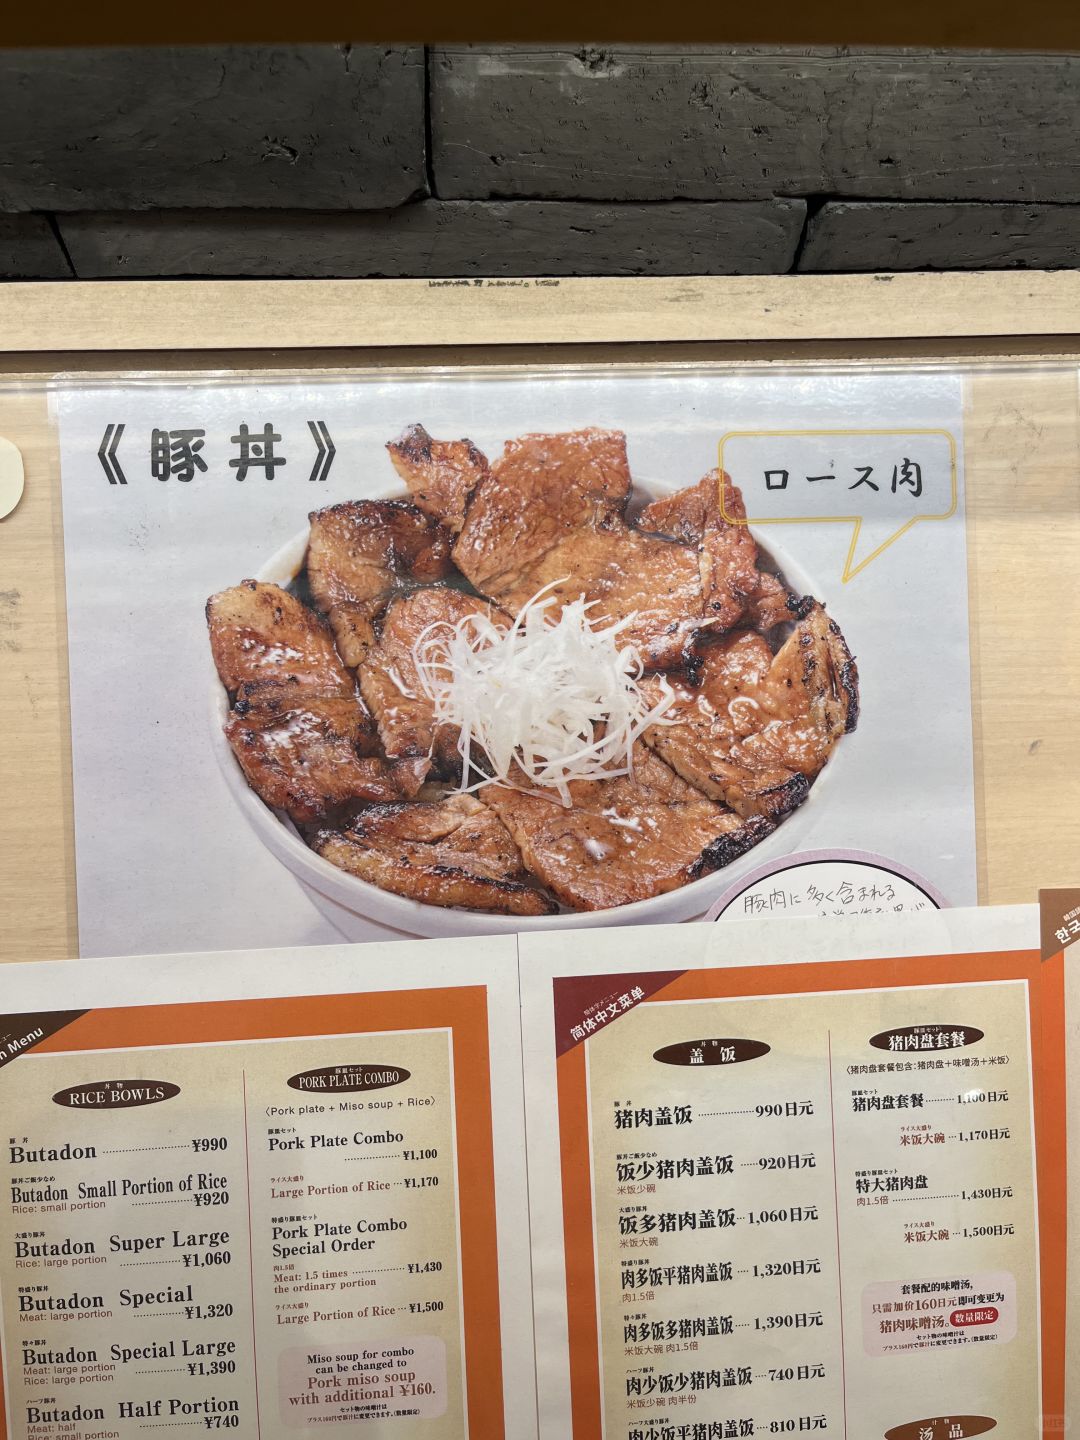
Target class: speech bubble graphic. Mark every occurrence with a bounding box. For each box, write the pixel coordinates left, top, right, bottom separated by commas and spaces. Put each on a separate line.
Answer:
719, 428, 957, 582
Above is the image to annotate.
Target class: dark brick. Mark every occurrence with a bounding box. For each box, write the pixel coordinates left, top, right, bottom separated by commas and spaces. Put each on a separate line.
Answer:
431, 47, 828, 201
819, 56, 1080, 203
430, 46, 1080, 204
799, 202, 1080, 270
58, 199, 806, 277
0, 214, 71, 278
0, 46, 425, 211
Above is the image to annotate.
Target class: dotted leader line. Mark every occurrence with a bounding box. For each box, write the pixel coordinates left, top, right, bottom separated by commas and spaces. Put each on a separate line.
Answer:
893, 1193, 961, 1201
104, 1144, 192, 1154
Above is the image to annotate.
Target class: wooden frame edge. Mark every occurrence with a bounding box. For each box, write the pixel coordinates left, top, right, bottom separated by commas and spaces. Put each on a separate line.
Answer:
2, 273, 1080, 352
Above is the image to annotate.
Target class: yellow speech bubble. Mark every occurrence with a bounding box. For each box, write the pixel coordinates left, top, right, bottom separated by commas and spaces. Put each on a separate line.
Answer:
719, 428, 957, 582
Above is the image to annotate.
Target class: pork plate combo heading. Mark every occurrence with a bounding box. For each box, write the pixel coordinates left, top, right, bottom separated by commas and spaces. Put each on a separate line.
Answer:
207, 426, 859, 916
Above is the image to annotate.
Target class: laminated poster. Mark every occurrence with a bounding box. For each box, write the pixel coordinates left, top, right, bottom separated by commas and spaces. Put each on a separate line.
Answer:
53, 366, 972, 957
1, 906, 1075, 1439
0, 938, 535, 1440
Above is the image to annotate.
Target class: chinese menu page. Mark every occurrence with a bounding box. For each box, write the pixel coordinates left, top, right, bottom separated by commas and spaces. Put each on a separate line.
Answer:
522, 911, 1068, 1440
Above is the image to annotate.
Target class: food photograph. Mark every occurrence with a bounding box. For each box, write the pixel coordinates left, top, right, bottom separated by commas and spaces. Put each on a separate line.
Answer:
208, 425, 858, 932
55, 368, 975, 954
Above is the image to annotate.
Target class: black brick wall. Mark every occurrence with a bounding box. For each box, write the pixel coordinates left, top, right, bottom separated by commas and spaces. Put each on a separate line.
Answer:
2, 44, 1078, 279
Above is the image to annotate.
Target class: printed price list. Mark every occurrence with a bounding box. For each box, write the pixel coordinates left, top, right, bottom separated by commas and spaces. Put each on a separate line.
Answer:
583, 982, 1039, 1440
1, 1031, 466, 1439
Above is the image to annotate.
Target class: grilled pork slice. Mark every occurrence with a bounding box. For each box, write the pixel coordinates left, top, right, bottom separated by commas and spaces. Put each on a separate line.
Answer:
639, 471, 808, 633
639, 468, 751, 552
208, 582, 396, 819
454, 428, 632, 597
636, 481, 708, 543
359, 588, 505, 791
207, 580, 354, 698
746, 570, 812, 632
306, 500, 454, 667
387, 424, 492, 533
224, 697, 399, 823
495, 527, 708, 670
313, 796, 558, 916
642, 605, 858, 821
451, 428, 713, 669
482, 744, 773, 912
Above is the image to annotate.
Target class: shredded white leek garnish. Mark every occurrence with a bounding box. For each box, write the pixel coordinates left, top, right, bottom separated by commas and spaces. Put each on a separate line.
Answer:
411, 581, 676, 807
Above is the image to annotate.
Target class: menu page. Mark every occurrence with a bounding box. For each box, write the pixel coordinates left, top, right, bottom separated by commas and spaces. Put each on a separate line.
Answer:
520, 907, 1068, 1440
0, 907, 1073, 1440
0, 937, 534, 1440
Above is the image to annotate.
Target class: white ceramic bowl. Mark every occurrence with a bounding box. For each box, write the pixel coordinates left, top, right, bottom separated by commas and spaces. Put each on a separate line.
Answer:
210, 485, 848, 939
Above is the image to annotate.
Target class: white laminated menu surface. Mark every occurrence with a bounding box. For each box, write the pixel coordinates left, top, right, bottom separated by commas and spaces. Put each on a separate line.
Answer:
0, 938, 534, 1439
520, 907, 1069, 1440
0, 907, 1073, 1440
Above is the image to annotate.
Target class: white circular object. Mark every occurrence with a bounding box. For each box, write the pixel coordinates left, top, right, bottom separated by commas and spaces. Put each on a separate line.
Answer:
210, 481, 850, 939
0, 437, 25, 520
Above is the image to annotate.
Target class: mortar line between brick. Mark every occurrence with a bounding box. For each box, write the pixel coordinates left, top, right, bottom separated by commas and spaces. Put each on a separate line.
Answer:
44, 213, 77, 279
423, 46, 437, 200
788, 202, 816, 272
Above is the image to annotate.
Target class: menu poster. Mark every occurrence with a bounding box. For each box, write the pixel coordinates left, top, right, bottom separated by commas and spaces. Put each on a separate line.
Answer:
54, 367, 973, 957
0, 937, 534, 1440
0, 908, 1074, 1440
520, 906, 1069, 1440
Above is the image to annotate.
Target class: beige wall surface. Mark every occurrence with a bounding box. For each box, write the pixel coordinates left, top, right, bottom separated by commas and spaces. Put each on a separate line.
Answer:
3, 274, 1080, 352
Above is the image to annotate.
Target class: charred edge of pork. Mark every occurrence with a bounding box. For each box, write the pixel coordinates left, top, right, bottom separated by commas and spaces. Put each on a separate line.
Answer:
428, 864, 560, 912
389, 423, 436, 464
390, 423, 489, 474
788, 592, 815, 620
333, 802, 416, 834
768, 771, 812, 818
230, 675, 311, 715
689, 815, 776, 880
826, 618, 860, 733
306, 496, 416, 527
304, 831, 561, 915
744, 771, 812, 823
